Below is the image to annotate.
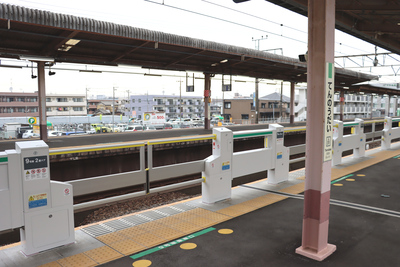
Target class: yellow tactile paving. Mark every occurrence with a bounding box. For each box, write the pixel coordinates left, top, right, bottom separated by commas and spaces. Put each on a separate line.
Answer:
150, 226, 185, 240
118, 226, 149, 238
185, 208, 216, 217
280, 183, 305, 194
183, 215, 215, 228
136, 221, 165, 231
156, 216, 185, 226
169, 221, 203, 234
217, 203, 257, 217
173, 212, 201, 222
96, 232, 127, 245
197, 212, 231, 223
57, 253, 97, 267
39, 261, 62, 267
84, 246, 123, 264
130, 232, 167, 248
109, 239, 147, 255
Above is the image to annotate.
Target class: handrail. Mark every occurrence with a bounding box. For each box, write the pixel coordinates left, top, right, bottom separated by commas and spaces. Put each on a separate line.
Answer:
50, 141, 145, 155
284, 127, 306, 133
233, 129, 273, 139
147, 134, 216, 145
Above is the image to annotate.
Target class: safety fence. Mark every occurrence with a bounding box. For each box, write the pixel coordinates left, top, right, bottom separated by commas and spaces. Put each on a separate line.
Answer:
11, 118, 391, 210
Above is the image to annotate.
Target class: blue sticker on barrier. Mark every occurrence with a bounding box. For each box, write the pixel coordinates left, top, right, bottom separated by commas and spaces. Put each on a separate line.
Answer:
28, 193, 47, 209
222, 161, 230, 171
339, 142, 342, 146
29, 199, 47, 209
277, 152, 282, 159
222, 165, 230, 170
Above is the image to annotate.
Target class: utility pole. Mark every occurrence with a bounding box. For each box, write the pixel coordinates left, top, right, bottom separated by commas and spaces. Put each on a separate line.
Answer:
85, 87, 90, 126
280, 81, 283, 121
252, 36, 267, 124
177, 79, 183, 123
126, 89, 130, 119
112, 86, 117, 132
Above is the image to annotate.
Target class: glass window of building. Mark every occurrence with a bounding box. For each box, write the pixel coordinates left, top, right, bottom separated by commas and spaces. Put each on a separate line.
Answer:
224, 102, 231, 109
73, 98, 84, 102
57, 98, 68, 102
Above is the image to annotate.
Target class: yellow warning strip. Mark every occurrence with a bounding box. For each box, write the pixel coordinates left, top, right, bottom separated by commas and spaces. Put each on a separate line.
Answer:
148, 134, 216, 146
49, 143, 145, 155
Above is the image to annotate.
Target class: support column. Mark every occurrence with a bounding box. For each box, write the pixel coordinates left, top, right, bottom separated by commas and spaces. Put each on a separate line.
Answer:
387, 95, 391, 117
339, 90, 344, 121
295, 0, 336, 261
394, 97, 398, 117
204, 73, 211, 130
255, 78, 259, 124
290, 82, 295, 124
37, 61, 48, 142
370, 94, 374, 119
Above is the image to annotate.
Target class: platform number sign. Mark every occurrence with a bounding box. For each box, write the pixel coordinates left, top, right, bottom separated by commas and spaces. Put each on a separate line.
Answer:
324, 62, 334, 162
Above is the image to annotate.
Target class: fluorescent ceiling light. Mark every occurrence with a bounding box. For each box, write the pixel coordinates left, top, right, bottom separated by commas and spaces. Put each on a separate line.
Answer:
21, 56, 54, 62
144, 73, 162, 77
0, 65, 22, 69
65, 39, 80, 46
79, 70, 102, 73
220, 59, 228, 63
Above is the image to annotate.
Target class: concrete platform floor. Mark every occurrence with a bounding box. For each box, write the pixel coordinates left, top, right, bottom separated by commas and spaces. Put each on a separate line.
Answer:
1, 144, 399, 267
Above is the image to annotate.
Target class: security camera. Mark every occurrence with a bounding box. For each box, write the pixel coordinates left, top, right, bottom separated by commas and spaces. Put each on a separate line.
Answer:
299, 52, 308, 62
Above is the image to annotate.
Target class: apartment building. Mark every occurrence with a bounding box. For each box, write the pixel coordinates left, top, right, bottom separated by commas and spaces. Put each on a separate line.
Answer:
0, 92, 39, 117
46, 94, 86, 116
223, 92, 291, 123
126, 95, 204, 120
0, 92, 87, 117
296, 87, 399, 121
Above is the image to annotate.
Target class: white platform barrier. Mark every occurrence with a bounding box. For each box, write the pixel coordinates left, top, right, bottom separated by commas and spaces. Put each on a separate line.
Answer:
0, 141, 74, 255
202, 125, 289, 204
381, 117, 400, 150
332, 119, 366, 166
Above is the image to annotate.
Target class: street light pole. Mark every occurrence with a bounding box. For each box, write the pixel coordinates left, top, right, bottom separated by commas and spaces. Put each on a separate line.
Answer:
112, 86, 116, 132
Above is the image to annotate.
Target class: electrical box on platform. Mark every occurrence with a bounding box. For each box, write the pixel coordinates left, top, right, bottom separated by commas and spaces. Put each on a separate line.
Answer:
0, 140, 74, 255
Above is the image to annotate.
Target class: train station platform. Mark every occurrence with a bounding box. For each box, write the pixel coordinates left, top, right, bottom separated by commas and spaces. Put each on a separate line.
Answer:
1, 144, 399, 267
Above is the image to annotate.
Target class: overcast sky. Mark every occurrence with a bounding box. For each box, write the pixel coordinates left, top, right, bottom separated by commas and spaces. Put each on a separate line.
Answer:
1, 0, 399, 99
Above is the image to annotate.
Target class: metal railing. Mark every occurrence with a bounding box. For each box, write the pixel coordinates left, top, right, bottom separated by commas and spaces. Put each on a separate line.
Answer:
43, 120, 388, 211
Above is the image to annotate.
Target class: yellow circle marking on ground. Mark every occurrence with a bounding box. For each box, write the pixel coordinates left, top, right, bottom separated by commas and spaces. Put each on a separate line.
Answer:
333, 183, 343, 187
346, 178, 355, 182
180, 243, 197, 250
132, 259, 152, 267
356, 174, 366, 177
218, 229, 234, 235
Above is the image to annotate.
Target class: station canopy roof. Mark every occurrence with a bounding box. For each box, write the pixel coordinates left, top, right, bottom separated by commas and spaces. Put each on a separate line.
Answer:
0, 3, 377, 88
265, 0, 400, 56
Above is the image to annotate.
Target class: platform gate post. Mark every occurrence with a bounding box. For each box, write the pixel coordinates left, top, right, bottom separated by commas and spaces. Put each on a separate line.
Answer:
382, 116, 393, 150
202, 127, 233, 204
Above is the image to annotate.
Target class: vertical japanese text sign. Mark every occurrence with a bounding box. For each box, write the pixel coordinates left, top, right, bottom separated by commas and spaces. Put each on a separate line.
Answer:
324, 62, 334, 161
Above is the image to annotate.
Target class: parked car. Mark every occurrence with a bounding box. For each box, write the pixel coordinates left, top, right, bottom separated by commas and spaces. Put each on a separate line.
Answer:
163, 123, 173, 129
22, 130, 40, 139
86, 128, 96, 134
125, 125, 144, 131
144, 125, 157, 131
48, 130, 63, 137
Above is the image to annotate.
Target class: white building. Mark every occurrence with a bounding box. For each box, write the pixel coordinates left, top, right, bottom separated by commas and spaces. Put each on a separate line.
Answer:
46, 94, 86, 116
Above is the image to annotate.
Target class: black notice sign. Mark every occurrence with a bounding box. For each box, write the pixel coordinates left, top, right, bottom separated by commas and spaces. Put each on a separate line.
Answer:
24, 156, 48, 170
277, 131, 284, 139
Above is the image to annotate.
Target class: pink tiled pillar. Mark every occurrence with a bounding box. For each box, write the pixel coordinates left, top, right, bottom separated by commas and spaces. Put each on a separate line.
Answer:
295, 0, 337, 261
